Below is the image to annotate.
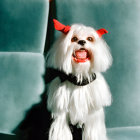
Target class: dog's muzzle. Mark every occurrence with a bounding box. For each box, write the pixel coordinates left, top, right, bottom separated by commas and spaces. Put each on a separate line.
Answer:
72, 48, 90, 63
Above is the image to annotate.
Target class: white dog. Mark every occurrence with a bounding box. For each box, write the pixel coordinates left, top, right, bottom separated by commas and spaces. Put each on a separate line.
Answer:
46, 19, 112, 140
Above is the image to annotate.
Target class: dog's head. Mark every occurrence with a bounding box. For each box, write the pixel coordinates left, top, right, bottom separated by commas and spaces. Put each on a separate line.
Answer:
46, 20, 112, 76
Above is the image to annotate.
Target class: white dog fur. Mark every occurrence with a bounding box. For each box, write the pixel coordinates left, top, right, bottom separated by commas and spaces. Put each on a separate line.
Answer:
46, 24, 112, 140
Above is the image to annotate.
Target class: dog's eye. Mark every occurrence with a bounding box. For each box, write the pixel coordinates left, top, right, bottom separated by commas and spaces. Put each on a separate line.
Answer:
71, 36, 78, 42
87, 37, 94, 42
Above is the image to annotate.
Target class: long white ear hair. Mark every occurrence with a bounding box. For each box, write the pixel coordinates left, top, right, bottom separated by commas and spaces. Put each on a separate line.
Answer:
91, 37, 113, 72
46, 29, 74, 74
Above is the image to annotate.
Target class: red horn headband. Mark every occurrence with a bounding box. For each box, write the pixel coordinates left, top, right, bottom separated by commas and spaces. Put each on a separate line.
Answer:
53, 19, 108, 37
53, 19, 71, 34
96, 28, 108, 37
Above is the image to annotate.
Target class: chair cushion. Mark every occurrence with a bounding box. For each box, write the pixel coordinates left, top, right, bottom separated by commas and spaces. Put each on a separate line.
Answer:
0, 0, 49, 53
0, 52, 45, 134
108, 126, 140, 140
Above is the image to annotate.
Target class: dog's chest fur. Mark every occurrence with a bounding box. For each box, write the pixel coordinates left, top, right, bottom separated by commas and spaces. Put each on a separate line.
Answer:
68, 83, 95, 126
47, 73, 105, 126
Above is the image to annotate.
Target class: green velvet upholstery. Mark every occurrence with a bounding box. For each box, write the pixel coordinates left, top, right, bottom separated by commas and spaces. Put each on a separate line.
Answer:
108, 127, 140, 140
0, 0, 49, 136
0, 0, 48, 53
0, 53, 45, 134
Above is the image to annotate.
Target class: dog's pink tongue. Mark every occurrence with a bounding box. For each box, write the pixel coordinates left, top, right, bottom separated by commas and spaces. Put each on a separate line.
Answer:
75, 50, 87, 59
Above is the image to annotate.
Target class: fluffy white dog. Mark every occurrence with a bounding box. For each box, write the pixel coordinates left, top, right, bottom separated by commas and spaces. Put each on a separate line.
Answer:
46, 19, 112, 140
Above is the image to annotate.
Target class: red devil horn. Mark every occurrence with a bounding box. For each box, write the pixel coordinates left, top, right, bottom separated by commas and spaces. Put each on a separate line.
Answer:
53, 19, 71, 34
96, 28, 108, 37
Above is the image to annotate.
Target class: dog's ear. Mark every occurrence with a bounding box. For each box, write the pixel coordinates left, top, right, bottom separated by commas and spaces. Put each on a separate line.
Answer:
53, 19, 71, 34
96, 28, 108, 37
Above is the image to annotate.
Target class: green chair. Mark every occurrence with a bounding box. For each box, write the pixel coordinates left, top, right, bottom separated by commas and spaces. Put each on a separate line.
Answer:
0, 0, 49, 138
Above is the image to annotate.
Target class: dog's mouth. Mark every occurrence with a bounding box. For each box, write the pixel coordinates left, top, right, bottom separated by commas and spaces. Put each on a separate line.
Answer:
72, 48, 90, 63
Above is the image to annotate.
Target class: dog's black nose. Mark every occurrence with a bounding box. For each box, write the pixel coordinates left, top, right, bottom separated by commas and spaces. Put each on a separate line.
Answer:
78, 40, 86, 46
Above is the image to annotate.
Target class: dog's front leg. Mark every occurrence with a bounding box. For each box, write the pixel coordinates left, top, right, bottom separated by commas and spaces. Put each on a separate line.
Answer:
49, 112, 72, 140
82, 108, 108, 140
